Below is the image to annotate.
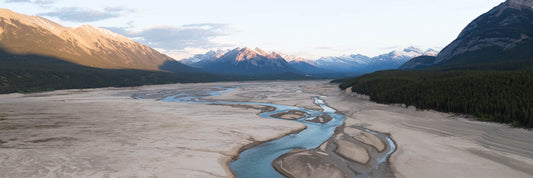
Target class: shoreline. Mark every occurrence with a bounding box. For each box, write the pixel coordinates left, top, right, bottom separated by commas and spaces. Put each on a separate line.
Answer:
226, 125, 308, 177
224, 95, 326, 177
271, 110, 398, 177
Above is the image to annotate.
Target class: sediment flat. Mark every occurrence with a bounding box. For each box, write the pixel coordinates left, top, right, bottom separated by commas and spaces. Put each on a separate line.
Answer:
309, 84, 533, 178
0, 82, 309, 177
0, 81, 532, 177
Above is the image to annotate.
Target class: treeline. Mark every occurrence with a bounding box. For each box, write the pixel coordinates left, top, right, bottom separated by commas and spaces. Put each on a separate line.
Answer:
335, 70, 533, 128
0, 52, 225, 94
0, 69, 218, 94
0, 51, 315, 94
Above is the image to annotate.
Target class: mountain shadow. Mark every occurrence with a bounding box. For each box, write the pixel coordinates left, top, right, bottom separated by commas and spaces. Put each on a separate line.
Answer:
0, 49, 224, 94
158, 60, 204, 73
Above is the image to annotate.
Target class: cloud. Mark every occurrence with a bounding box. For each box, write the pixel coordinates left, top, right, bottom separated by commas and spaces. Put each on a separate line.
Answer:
105, 23, 234, 60
109, 23, 233, 51
4, 0, 55, 4
38, 7, 135, 22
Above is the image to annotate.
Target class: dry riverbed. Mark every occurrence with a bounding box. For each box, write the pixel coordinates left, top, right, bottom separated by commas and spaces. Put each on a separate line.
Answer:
308, 84, 533, 178
0, 81, 532, 177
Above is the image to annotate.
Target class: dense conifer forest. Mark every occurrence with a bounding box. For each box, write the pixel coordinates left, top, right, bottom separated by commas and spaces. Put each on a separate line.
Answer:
0, 51, 225, 93
335, 69, 533, 128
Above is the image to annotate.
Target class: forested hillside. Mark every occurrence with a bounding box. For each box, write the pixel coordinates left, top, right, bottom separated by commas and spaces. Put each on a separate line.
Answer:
335, 69, 533, 128
0, 50, 223, 93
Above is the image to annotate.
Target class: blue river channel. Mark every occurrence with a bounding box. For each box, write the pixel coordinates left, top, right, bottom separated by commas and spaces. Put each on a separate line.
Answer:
146, 86, 394, 177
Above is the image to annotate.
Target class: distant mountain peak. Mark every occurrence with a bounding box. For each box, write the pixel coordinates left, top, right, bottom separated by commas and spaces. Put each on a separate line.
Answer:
185, 47, 297, 75
228, 47, 284, 61
183, 47, 283, 64
235, 47, 259, 61
179, 49, 228, 65
241, 47, 251, 51
423, 49, 439, 56
290, 57, 307, 62
388, 46, 432, 59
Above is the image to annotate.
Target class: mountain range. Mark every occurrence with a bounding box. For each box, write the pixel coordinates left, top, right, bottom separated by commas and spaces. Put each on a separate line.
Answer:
0, 8, 438, 86
195, 47, 295, 75
182, 46, 438, 76
285, 57, 333, 75
312, 47, 437, 73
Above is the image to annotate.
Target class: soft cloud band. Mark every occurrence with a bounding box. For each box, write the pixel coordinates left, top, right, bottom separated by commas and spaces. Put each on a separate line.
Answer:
108, 23, 232, 50
38, 7, 134, 22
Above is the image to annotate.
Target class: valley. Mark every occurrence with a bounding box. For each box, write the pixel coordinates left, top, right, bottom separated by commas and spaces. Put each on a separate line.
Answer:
1, 0, 532, 177
0, 81, 531, 177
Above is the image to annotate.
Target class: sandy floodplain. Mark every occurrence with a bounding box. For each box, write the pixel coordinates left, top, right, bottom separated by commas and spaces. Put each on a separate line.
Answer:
0, 81, 532, 177
307, 84, 533, 178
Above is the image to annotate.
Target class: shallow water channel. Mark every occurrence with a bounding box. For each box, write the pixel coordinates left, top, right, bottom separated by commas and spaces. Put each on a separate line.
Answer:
135, 86, 395, 177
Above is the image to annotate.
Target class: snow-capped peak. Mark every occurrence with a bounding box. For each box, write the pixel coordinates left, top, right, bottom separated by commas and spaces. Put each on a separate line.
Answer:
284, 55, 310, 63
423, 49, 439, 56
282, 54, 308, 62
389, 46, 438, 59
180, 49, 228, 64
311, 47, 440, 72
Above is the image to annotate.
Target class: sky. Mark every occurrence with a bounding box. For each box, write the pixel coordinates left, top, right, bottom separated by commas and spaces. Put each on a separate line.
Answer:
1, 0, 505, 60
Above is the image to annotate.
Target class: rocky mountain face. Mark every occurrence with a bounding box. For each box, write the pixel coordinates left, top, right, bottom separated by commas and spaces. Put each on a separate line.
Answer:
312, 47, 438, 73
0, 9, 193, 72
404, 0, 533, 69
187, 47, 298, 75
